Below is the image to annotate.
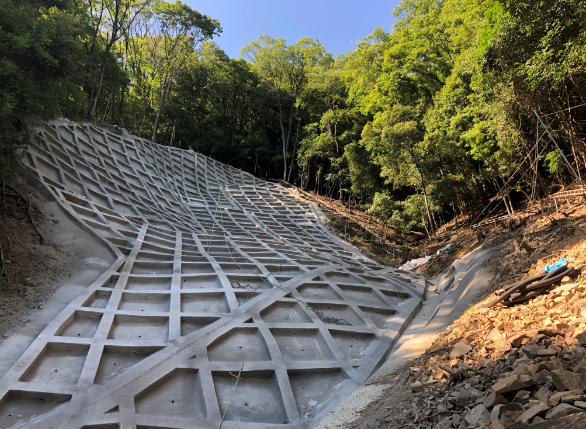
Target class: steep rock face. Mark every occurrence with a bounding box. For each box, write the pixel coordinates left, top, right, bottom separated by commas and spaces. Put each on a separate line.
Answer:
0, 121, 424, 429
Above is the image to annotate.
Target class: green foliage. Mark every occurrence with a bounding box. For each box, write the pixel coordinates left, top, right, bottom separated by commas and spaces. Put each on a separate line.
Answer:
4, 0, 586, 237
0, 0, 87, 180
545, 150, 563, 175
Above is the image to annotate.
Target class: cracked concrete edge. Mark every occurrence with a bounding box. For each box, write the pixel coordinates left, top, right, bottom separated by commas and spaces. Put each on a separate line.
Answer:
313, 247, 497, 429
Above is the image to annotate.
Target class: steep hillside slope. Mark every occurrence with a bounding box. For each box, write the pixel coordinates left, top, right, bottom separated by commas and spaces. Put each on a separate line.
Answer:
0, 120, 424, 429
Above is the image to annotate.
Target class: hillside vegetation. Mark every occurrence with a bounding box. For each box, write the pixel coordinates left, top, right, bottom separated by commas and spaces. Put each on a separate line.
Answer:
2, 0, 586, 236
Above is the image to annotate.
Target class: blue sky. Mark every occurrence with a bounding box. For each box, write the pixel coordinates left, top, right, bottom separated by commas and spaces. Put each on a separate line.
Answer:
186, 0, 401, 58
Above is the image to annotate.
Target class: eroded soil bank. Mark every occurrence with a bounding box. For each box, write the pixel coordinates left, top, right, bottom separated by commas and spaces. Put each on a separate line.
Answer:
317, 204, 586, 429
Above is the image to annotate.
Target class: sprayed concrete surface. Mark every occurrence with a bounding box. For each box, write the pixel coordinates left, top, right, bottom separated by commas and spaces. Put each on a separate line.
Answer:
0, 121, 428, 429
314, 247, 496, 429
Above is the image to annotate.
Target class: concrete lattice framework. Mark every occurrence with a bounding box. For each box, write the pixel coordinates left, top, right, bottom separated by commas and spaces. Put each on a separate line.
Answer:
0, 121, 424, 429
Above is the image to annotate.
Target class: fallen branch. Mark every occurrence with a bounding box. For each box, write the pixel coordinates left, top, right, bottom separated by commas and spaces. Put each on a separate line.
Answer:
0, 239, 7, 280
393, 410, 454, 428
218, 362, 244, 429
9, 184, 45, 245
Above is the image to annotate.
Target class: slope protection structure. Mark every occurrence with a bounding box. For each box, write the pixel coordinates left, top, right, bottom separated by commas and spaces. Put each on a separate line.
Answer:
0, 121, 424, 429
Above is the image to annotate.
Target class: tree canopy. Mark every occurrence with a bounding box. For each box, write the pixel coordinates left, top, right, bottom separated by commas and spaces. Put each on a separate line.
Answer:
3, 0, 586, 235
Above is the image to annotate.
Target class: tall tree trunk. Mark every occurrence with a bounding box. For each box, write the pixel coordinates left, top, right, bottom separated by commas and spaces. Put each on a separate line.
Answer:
421, 186, 435, 234
286, 118, 301, 183
152, 82, 168, 142
417, 169, 435, 234
277, 98, 288, 181
89, 44, 115, 120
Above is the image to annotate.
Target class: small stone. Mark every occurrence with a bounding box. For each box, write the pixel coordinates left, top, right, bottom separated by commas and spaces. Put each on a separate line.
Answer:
573, 355, 586, 373
410, 381, 424, 392
561, 394, 584, 404
486, 328, 501, 342
465, 404, 490, 427
518, 364, 532, 377
552, 369, 582, 391
576, 331, 586, 345
451, 342, 472, 360
575, 400, 586, 409
522, 344, 539, 359
490, 422, 504, 429
509, 333, 527, 348
535, 387, 553, 405
436, 417, 453, 429
553, 358, 569, 371
549, 390, 584, 406
562, 276, 572, 284
533, 369, 552, 385
492, 374, 533, 394
527, 399, 544, 408
545, 403, 583, 419
491, 402, 523, 425
484, 391, 509, 408
537, 347, 558, 357
502, 409, 525, 426
494, 338, 512, 352
513, 390, 530, 403
515, 402, 551, 424
539, 328, 559, 337
532, 416, 546, 423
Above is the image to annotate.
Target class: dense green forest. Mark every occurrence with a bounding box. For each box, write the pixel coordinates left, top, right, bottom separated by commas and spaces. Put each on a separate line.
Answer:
2, 0, 586, 234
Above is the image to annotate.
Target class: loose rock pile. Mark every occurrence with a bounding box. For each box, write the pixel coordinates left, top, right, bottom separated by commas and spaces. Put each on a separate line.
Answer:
392, 275, 586, 428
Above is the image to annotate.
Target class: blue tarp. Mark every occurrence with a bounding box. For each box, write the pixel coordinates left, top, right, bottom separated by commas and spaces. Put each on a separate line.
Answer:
545, 258, 567, 272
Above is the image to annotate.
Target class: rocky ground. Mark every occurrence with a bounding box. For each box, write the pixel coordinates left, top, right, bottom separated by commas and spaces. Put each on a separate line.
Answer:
373, 205, 586, 429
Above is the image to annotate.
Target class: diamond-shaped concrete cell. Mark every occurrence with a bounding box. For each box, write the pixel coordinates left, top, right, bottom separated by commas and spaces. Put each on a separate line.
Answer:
307, 303, 365, 326
180, 316, 219, 336
119, 293, 170, 312
101, 275, 120, 288
125, 275, 172, 291
358, 306, 397, 328
260, 301, 313, 323
266, 264, 302, 274
181, 263, 214, 274
288, 368, 348, 419
108, 315, 169, 340
297, 283, 343, 301
135, 251, 174, 262
324, 271, 365, 284
330, 330, 380, 360
82, 290, 112, 308
207, 327, 271, 361
0, 391, 72, 428
379, 288, 412, 302
95, 346, 162, 384
56, 310, 102, 338
338, 285, 388, 306
135, 369, 206, 418
181, 274, 222, 289
235, 291, 261, 306
271, 328, 335, 361
213, 370, 288, 424
131, 262, 174, 275
180, 292, 230, 313
20, 343, 89, 384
